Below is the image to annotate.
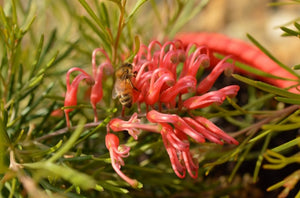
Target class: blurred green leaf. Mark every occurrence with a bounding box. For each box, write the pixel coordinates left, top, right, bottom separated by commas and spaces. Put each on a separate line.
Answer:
25, 161, 96, 190
78, 0, 110, 40
294, 22, 300, 31
280, 26, 300, 37
247, 34, 300, 78
0, 115, 9, 174
48, 118, 86, 163
275, 96, 300, 104
217, 53, 296, 81
233, 74, 300, 99
125, 0, 148, 24
262, 122, 300, 131
271, 137, 300, 153
169, 0, 209, 37
292, 64, 300, 70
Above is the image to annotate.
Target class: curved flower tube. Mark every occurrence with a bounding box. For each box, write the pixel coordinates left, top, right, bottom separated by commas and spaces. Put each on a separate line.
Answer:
147, 110, 238, 145
197, 56, 234, 94
144, 68, 175, 105
161, 123, 198, 178
64, 68, 94, 128
193, 116, 239, 145
183, 85, 240, 110
105, 133, 139, 188
64, 48, 113, 126
90, 62, 113, 122
147, 110, 205, 143
180, 46, 210, 78
109, 113, 161, 140
160, 75, 197, 104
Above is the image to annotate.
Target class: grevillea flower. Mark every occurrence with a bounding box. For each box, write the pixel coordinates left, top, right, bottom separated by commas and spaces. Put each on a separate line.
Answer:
65, 39, 240, 185
105, 39, 239, 183
105, 133, 139, 188
64, 48, 113, 127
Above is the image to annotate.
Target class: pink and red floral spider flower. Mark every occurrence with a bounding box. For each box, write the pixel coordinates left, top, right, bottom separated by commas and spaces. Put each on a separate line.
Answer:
64, 38, 239, 186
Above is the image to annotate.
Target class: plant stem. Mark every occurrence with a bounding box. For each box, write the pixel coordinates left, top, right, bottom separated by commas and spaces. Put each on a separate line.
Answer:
112, 0, 126, 65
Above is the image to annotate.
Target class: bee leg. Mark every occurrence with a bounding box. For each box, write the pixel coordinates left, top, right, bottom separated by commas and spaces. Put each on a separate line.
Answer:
128, 79, 139, 91
121, 106, 125, 117
133, 71, 137, 78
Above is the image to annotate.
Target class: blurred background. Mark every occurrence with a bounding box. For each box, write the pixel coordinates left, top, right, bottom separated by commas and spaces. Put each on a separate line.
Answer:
187, 0, 300, 67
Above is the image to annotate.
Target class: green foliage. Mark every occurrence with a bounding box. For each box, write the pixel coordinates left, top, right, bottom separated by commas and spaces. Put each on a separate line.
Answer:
1, 0, 300, 197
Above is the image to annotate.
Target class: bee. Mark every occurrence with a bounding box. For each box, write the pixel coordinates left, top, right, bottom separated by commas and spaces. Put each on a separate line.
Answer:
112, 63, 137, 108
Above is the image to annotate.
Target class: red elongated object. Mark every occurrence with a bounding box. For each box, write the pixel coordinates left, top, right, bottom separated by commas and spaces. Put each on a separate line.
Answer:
175, 32, 299, 93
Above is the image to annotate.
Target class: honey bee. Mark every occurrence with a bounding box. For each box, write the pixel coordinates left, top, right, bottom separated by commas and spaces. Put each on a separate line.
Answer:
112, 63, 137, 108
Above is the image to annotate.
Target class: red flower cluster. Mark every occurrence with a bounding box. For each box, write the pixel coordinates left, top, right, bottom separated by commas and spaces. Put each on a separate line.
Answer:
105, 40, 239, 185
130, 40, 238, 110
64, 39, 239, 187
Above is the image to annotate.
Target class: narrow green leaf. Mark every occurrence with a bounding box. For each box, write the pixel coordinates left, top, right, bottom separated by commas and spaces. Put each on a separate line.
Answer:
125, 0, 148, 24
26, 162, 96, 190
0, 111, 9, 174
253, 133, 272, 182
281, 32, 291, 37
37, 51, 59, 76
216, 53, 295, 81
75, 116, 110, 145
78, 0, 107, 33
17, 63, 23, 90
94, 184, 104, 192
125, 35, 140, 62
294, 22, 300, 31
97, 181, 129, 193
30, 34, 44, 78
246, 34, 300, 78
20, 15, 36, 36
169, 0, 209, 37
280, 26, 300, 36
271, 137, 300, 153
262, 122, 300, 131
0, 110, 10, 146
11, 0, 18, 26
29, 74, 44, 87
249, 109, 300, 143
275, 97, 300, 105
52, 40, 79, 66
82, 16, 111, 49
43, 29, 57, 55
267, 180, 285, 191
292, 64, 300, 70
0, 5, 8, 27
48, 118, 86, 163
99, 2, 110, 28
233, 74, 300, 99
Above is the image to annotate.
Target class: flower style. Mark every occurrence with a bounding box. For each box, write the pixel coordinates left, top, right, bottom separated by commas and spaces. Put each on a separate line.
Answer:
146, 110, 239, 145
64, 48, 113, 127
160, 123, 198, 179
105, 133, 139, 188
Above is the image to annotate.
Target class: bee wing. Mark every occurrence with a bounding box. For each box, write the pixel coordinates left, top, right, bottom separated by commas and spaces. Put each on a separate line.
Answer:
112, 79, 125, 99
112, 83, 119, 99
